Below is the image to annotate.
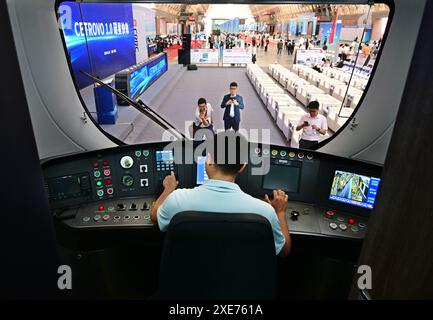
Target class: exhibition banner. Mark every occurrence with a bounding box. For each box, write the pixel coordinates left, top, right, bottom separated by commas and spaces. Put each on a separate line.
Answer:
190, 49, 219, 64
295, 49, 327, 66
222, 48, 252, 64
132, 4, 151, 63
60, 2, 136, 89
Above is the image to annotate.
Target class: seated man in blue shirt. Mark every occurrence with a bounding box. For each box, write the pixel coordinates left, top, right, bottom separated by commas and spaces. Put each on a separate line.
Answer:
150, 132, 291, 257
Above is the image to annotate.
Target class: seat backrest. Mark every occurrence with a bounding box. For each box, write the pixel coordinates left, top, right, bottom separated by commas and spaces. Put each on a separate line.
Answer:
157, 212, 277, 300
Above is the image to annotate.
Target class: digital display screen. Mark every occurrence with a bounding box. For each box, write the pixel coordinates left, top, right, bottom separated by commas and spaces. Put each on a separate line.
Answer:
329, 170, 381, 210
156, 150, 174, 163
130, 54, 168, 98
59, 2, 136, 89
196, 156, 209, 185
47, 173, 90, 201
262, 164, 301, 193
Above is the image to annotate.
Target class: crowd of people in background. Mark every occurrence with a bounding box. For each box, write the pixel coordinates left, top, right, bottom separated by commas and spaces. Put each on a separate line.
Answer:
147, 35, 180, 54
152, 29, 384, 70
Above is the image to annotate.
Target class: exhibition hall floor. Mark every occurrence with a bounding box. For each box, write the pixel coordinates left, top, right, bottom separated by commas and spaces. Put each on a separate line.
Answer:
130, 67, 292, 147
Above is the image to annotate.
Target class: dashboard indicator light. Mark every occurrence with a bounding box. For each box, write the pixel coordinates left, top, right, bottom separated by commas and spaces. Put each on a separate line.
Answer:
96, 181, 102, 187
102, 161, 109, 167
120, 156, 134, 169
92, 162, 99, 168
106, 179, 112, 185
104, 169, 111, 177
135, 151, 142, 157
98, 205, 105, 212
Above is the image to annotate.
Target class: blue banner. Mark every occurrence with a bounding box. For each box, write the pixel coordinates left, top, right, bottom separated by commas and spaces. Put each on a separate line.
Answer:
60, 2, 136, 89
318, 22, 342, 45
129, 53, 168, 99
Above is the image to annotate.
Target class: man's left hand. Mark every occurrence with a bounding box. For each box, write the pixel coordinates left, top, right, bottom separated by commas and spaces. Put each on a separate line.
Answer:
233, 99, 239, 106
312, 125, 319, 131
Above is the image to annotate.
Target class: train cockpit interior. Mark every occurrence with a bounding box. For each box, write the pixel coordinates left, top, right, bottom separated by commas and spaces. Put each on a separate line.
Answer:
1, 0, 433, 304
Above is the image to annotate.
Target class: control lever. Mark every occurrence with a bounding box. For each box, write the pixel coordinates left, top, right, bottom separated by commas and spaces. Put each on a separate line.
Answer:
290, 211, 300, 221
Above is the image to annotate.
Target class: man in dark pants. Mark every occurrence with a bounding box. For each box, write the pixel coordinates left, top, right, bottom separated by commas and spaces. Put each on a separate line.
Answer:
220, 82, 245, 132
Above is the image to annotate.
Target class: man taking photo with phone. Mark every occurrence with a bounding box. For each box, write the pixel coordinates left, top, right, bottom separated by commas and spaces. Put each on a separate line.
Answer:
220, 82, 245, 132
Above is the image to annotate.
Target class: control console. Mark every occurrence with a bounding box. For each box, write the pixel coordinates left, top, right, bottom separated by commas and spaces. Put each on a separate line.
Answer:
42, 142, 381, 240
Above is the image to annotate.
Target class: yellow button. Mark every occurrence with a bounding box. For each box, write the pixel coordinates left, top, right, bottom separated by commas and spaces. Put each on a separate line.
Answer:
271, 150, 278, 156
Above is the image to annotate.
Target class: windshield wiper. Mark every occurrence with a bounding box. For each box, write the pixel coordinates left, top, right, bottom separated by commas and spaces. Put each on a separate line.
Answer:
81, 70, 186, 140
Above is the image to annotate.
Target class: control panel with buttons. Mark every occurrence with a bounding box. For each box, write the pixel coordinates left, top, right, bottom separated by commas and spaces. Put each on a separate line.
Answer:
43, 141, 380, 239
74, 198, 155, 229
285, 204, 368, 239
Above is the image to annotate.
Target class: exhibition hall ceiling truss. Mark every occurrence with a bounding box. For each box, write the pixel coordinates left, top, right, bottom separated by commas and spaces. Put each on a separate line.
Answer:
152, 3, 391, 22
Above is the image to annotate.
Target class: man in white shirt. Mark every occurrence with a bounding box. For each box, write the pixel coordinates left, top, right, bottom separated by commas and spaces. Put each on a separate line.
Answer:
193, 98, 214, 138
296, 101, 328, 149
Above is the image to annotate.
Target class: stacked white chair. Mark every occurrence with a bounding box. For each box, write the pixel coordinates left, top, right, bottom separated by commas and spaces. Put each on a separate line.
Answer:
296, 85, 324, 106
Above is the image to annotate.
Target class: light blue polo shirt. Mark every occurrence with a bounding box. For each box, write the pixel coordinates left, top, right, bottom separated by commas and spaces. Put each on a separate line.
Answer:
157, 179, 286, 255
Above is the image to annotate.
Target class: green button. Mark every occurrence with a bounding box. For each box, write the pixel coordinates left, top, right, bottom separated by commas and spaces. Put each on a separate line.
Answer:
351, 226, 360, 233
337, 217, 345, 222
82, 217, 91, 223
280, 151, 287, 157
94, 171, 101, 178
97, 190, 104, 197
143, 150, 150, 157
144, 215, 151, 220
135, 151, 142, 157
107, 206, 115, 212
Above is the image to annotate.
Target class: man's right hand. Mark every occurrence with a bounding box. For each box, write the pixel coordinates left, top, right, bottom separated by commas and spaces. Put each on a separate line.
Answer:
265, 190, 289, 214
163, 171, 179, 193
226, 99, 233, 106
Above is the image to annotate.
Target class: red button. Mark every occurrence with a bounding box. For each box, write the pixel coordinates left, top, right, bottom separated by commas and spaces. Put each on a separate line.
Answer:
103, 161, 109, 166
326, 211, 335, 217
104, 169, 111, 176
98, 205, 105, 211
106, 179, 112, 185
348, 218, 356, 225
107, 188, 114, 195
93, 162, 99, 168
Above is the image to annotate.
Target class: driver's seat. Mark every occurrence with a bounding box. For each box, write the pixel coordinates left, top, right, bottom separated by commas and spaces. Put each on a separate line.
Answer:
156, 211, 277, 300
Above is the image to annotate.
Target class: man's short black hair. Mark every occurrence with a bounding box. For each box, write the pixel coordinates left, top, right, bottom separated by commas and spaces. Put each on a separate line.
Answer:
308, 100, 320, 110
209, 131, 248, 176
230, 82, 238, 88
198, 98, 207, 105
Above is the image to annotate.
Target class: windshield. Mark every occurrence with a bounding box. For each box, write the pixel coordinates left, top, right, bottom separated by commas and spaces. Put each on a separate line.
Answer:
57, 2, 390, 150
